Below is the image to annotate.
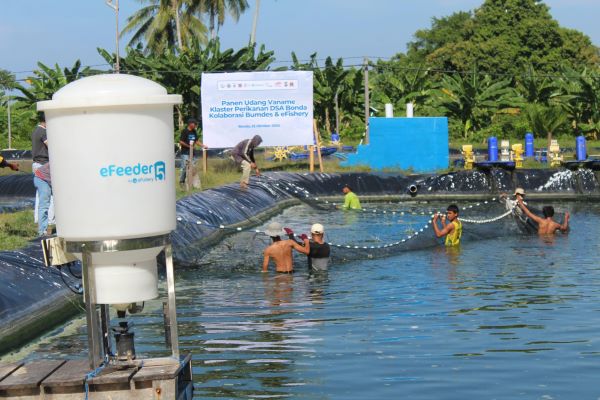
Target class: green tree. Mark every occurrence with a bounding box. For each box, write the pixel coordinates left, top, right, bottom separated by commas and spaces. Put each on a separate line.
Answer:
99, 38, 275, 127
371, 62, 432, 116
432, 67, 519, 138
14, 61, 95, 106
402, 0, 599, 76
196, 0, 249, 40
122, 0, 207, 54
524, 104, 567, 149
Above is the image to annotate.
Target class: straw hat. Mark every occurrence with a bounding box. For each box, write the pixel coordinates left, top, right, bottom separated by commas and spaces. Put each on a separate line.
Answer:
265, 222, 285, 237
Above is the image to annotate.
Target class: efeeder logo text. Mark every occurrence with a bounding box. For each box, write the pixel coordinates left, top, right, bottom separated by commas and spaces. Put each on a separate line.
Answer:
99, 161, 166, 184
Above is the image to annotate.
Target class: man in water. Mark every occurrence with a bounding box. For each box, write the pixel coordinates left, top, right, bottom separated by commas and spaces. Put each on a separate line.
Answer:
288, 223, 331, 272
341, 185, 362, 210
433, 204, 462, 246
262, 222, 306, 273
232, 135, 263, 189
517, 198, 569, 235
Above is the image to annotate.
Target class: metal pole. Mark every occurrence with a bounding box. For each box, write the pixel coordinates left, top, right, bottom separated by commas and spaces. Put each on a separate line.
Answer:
81, 246, 103, 369
334, 89, 340, 136
106, 0, 120, 73
363, 57, 370, 145
164, 243, 180, 359
250, 0, 260, 45
6, 96, 12, 149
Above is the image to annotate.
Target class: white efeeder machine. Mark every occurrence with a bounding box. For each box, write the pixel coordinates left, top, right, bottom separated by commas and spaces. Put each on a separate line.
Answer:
38, 74, 182, 369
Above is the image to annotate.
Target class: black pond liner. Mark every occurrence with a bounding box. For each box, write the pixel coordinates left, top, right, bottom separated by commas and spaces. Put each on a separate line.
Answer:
0, 169, 597, 353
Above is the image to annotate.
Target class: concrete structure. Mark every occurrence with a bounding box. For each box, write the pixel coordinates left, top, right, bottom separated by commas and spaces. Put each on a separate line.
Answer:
342, 117, 448, 172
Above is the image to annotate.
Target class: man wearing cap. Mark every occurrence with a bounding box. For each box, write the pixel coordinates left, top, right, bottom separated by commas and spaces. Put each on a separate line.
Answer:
178, 118, 207, 186
293, 223, 331, 272
232, 135, 263, 189
262, 222, 306, 273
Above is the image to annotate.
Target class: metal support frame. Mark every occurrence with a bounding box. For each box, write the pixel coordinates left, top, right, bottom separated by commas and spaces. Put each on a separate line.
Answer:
68, 234, 180, 369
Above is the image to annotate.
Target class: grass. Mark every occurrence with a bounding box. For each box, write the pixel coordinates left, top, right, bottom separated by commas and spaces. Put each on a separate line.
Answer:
0, 210, 37, 250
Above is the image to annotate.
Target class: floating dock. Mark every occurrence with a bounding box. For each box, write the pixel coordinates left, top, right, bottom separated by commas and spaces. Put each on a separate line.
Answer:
0, 354, 192, 399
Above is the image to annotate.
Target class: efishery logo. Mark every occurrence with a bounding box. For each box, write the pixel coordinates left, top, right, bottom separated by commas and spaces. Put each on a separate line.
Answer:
99, 161, 166, 184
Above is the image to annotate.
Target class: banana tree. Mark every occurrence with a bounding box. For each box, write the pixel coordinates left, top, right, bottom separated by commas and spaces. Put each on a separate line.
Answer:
14, 61, 95, 106
432, 67, 519, 138
371, 62, 432, 116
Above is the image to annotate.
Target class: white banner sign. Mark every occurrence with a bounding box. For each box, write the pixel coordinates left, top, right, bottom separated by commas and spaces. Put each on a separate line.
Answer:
201, 71, 314, 147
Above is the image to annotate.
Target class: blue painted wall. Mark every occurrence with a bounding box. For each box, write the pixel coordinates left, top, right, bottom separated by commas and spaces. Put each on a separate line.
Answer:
342, 117, 449, 172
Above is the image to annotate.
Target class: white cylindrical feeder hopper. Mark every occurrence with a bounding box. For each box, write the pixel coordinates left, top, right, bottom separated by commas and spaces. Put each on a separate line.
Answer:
406, 103, 414, 118
385, 103, 394, 118
38, 74, 182, 304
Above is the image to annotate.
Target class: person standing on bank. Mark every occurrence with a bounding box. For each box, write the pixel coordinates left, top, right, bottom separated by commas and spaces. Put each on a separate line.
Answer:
31, 112, 48, 172
31, 112, 54, 234
232, 135, 263, 189
433, 204, 462, 246
33, 163, 52, 237
178, 118, 207, 187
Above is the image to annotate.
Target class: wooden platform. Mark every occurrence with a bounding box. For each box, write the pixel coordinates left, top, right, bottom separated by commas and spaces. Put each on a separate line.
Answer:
0, 354, 192, 399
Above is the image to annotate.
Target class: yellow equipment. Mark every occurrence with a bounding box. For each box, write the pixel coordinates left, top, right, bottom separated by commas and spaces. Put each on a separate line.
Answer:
549, 140, 563, 167
272, 146, 290, 161
461, 144, 475, 169
512, 143, 524, 169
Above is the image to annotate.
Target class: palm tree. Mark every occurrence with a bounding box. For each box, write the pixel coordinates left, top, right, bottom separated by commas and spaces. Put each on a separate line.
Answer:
122, 0, 207, 54
197, 0, 249, 40
524, 104, 567, 150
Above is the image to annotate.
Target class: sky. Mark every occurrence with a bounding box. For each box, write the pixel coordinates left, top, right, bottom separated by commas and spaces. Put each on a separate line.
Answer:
1, 0, 599, 81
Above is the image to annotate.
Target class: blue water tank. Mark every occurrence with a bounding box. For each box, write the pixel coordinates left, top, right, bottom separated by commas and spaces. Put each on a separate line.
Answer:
525, 132, 534, 157
576, 136, 587, 161
488, 137, 498, 161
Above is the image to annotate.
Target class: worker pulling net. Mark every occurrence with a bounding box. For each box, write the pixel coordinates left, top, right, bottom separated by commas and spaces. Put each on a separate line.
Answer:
187, 197, 523, 271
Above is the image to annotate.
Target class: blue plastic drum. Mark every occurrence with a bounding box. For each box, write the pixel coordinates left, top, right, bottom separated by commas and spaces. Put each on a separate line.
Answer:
525, 132, 534, 157
576, 136, 587, 161
488, 137, 498, 162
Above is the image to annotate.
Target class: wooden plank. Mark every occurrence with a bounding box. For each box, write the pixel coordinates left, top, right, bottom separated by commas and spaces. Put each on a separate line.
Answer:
0, 362, 23, 382
41, 359, 90, 387
132, 364, 180, 382
88, 366, 137, 385
132, 354, 192, 381
0, 360, 64, 390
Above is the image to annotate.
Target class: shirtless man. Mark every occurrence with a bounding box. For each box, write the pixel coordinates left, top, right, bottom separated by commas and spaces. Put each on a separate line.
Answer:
517, 198, 569, 235
262, 222, 306, 273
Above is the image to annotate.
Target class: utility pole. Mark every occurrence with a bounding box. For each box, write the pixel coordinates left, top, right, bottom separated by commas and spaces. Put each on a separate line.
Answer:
6, 95, 13, 149
250, 0, 261, 45
106, 0, 120, 73
363, 57, 370, 145
334, 88, 340, 135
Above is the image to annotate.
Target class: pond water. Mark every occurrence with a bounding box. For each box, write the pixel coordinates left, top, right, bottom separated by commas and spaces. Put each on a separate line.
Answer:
5, 200, 600, 399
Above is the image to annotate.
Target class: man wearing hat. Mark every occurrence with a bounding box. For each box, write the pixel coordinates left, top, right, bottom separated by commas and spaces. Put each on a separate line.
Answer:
178, 117, 208, 186
292, 223, 331, 272
262, 222, 306, 273
501, 187, 527, 215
